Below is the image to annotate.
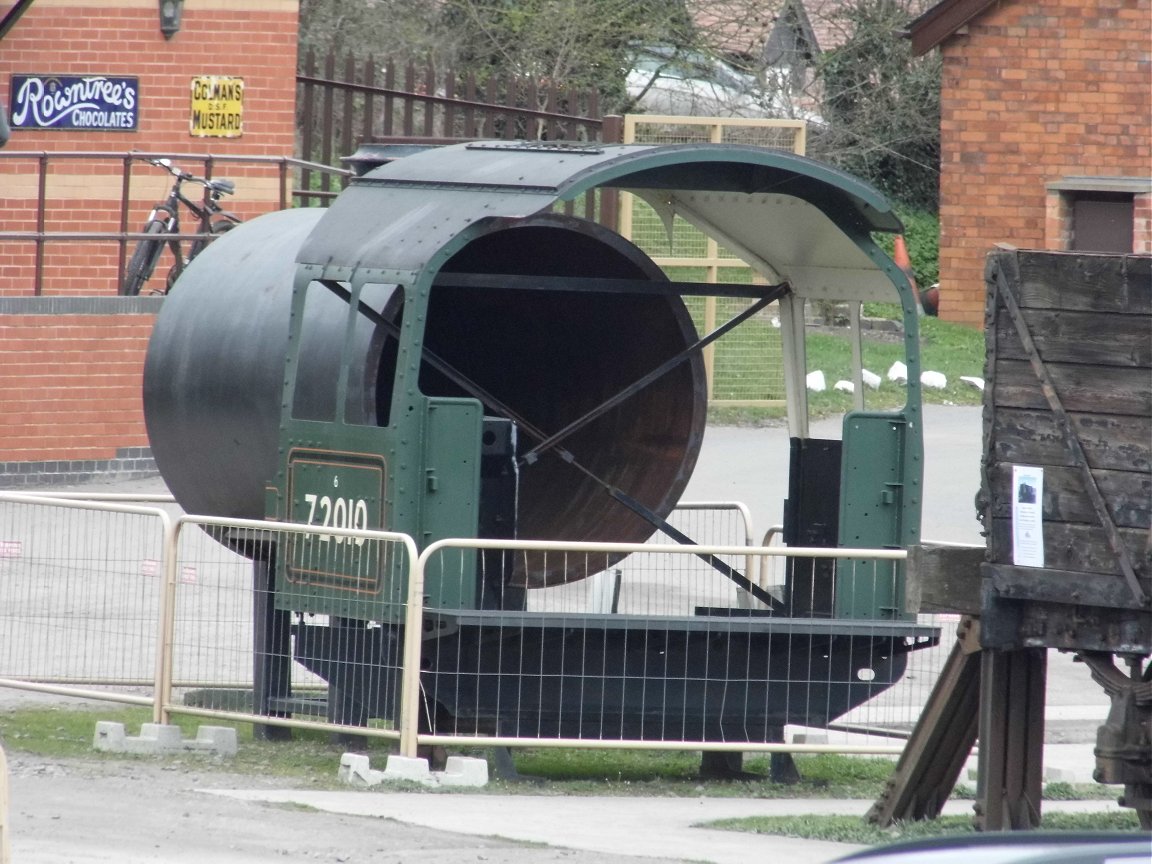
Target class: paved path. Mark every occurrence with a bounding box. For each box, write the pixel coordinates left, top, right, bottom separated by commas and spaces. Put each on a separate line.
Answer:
204, 789, 1125, 864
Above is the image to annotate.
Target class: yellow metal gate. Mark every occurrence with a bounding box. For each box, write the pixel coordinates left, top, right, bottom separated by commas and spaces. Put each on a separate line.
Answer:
620, 116, 806, 407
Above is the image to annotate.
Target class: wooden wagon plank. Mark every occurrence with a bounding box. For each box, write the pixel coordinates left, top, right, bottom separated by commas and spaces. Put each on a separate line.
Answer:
992, 360, 1152, 416
987, 463, 1152, 530
1015, 251, 1152, 315
994, 309, 1152, 368
990, 407, 1151, 473
984, 563, 1146, 610
988, 518, 1150, 578
981, 596, 1152, 653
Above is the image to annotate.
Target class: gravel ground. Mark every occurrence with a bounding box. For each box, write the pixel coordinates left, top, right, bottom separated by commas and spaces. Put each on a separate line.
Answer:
6, 751, 686, 864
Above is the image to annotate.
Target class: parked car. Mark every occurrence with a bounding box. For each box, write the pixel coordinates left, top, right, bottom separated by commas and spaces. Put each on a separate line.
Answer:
625, 45, 763, 117
830, 832, 1151, 864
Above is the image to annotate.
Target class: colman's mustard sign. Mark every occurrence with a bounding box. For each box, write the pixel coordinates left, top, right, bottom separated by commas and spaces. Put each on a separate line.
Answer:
190, 76, 243, 138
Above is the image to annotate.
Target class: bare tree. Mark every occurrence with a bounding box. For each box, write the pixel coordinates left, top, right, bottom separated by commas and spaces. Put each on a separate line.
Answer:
298, 0, 458, 66
440, 0, 693, 111
811, 0, 941, 209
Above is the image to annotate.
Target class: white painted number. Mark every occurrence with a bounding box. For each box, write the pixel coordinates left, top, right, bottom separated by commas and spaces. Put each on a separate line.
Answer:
302, 492, 371, 546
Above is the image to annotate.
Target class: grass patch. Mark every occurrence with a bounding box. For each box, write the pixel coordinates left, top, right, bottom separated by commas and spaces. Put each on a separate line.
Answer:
704, 314, 986, 426
805, 315, 986, 412
496, 752, 905, 799
0, 704, 389, 785
706, 811, 1144, 845
0, 706, 1119, 805
0, 707, 898, 797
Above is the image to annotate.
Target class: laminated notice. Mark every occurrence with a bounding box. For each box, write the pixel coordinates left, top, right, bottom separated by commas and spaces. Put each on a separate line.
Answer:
1012, 465, 1044, 567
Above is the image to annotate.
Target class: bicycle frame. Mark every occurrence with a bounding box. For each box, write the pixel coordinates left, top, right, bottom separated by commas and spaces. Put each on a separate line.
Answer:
121, 158, 240, 295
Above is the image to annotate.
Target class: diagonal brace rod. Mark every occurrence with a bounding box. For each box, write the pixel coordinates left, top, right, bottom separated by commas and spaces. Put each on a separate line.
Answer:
521, 285, 789, 466
317, 279, 784, 612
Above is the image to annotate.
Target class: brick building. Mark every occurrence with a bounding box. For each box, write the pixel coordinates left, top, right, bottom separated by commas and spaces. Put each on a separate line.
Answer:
909, 0, 1152, 326
0, 0, 299, 484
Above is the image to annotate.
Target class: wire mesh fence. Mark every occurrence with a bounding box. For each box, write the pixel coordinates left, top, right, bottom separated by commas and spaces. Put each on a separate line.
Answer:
409, 539, 938, 753
0, 493, 170, 705
0, 494, 953, 757
165, 516, 418, 741
617, 115, 805, 406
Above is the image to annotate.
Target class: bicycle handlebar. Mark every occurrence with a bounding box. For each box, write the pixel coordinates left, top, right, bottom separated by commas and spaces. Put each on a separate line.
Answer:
141, 157, 234, 197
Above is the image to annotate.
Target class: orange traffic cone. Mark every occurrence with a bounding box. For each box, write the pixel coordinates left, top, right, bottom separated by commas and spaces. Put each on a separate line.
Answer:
893, 234, 911, 271
893, 235, 923, 315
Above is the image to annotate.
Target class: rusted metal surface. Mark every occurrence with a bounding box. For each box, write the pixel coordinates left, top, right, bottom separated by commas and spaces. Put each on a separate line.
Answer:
143, 210, 711, 588
1082, 652, 1152, 829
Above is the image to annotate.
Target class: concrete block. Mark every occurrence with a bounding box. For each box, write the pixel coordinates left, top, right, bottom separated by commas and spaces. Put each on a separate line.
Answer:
338, 753, 489, 788
1044, 765, 1093, 784
442, 756, 489, 787
91, 722, 236, 756
194, 726, 238, 757
338, 753, 387, 787
93, 721, 127, 752
139, 724, 184, 748
382, 755, 433, 784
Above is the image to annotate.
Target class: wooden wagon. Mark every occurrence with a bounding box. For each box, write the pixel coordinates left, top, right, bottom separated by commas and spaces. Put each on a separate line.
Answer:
871, 247, 1151, 830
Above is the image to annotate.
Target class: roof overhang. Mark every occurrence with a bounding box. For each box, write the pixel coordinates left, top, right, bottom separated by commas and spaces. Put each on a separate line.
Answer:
299, 141, 909, 304
907, 0, 1000, 55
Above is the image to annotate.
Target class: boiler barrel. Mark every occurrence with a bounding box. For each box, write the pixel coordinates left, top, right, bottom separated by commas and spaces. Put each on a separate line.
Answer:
144, 208, 707, 585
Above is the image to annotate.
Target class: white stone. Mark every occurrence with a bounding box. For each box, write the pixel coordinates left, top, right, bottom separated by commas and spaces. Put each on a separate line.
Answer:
886, 361, 907, 384
195, 726, 238, 756
833, 380, 853, 393
339, 753, 387, 787
93, 721, 127, 752
806, 370, 826, 392
920, 370, 948, 389
861, 368, 882, 389
441, 756, 489, 787
960, 375, 985, 391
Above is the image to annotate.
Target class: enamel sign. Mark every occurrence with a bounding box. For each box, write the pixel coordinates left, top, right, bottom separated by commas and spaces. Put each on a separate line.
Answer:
9, 75, 139, 131
190, 76, 243, 138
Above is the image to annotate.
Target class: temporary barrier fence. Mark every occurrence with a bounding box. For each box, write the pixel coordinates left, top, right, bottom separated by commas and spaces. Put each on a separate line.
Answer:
0, 494, 957, 762
401, 538, 935, 759
0, 741, 8, 864
0, 492, 172, 714
154, 514, 420, 745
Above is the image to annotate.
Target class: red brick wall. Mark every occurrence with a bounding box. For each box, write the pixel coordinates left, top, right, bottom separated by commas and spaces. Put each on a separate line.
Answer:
0, 2, 298, 484
0, 301, 158, 483
1135, 193, 1152, 255
0, 0, 299, 296
937, 0, 1152, 325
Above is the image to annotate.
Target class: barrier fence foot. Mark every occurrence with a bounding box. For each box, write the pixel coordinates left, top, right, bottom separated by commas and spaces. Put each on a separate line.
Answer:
93, 722, 238, 757
338, 752, 489, 788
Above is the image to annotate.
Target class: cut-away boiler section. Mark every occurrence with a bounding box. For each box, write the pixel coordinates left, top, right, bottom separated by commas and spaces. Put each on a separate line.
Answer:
143, 141, 937, 742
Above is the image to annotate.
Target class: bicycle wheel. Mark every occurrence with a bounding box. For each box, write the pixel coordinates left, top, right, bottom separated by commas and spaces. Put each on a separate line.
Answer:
184, 218, 239, 268
121, 219, 169, 296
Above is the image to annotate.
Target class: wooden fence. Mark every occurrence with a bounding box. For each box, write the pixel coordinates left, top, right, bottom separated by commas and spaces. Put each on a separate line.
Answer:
296, 51, 613, 206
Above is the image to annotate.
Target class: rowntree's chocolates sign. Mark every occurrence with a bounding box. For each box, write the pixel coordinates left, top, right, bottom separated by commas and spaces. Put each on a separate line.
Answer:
9, 75, 139, 131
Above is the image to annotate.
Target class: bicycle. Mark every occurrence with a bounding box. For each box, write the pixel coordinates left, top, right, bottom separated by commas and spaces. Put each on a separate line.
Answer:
120, 157, 241, 296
